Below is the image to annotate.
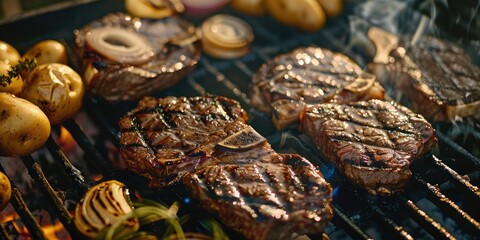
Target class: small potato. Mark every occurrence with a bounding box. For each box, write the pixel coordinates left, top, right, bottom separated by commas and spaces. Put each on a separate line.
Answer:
22, 40, 67, 65
265, 0, 326, 32
0, 41, 20, 66
316, 0, 343, 17
21, 63, 84, 124
125, 0, 177, 19
231, 0, 266, 16
0, 62, 23, 95
0, 92, 51, 157
0, 171, 11, 211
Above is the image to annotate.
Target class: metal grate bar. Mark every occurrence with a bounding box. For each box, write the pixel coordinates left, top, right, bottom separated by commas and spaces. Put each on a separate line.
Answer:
331, 206, 372, 240
201, 59, 251, 105
20, 156, 76, 235
403, 199, 455, 240
432, 155, 480, 201
369, 202, 413, 240
84, 100, 121, 146
10, 187, 46, 240
413, 176, 480, 236
0, 223, 10, 240
0, 165, 45, 239
45, 135, 87, 190
436, 131, 480, 167
63, 119, 110, 175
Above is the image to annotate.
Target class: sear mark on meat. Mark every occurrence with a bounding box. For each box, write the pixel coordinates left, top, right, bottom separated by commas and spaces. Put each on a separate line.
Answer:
120, 96, 333, 239
250, 47, 384, 129
119, 96, 248, 188
184, 144, 333, 240
300, 99, 437, 195
368, 27, 480, 122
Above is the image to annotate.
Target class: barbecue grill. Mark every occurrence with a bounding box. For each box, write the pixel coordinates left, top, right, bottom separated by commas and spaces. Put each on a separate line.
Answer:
0, 0, 479, 239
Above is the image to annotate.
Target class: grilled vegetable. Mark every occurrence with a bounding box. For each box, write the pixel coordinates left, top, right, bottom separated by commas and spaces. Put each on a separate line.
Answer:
125, 0, 184, 19
0, 62, 23, 95
0, 92, 51, 157
265, 0, 326, 32
74, 180, 137, 239
0, 40, 20, 65
316, 0, 343, 17
231, 0, 266, 16
22, 40, 67, 65
21, 63, 84, 124
0, 171, 11, 211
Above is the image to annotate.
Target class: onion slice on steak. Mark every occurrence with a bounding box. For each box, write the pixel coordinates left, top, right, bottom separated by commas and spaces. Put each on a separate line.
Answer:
85, 27, 154, 65
74, 180, 138, 238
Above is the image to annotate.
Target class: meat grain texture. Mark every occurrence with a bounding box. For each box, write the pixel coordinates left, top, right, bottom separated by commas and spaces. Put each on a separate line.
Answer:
370, 35, 480, 122
75, 13, 200, 102
250, 47, 384, 129
300, 99, 437, 195
119, 96, 333, 239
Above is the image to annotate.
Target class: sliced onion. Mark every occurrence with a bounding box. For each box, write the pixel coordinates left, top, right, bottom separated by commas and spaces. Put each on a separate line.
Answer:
85, 27, 154, 65
74, 180, 137, 238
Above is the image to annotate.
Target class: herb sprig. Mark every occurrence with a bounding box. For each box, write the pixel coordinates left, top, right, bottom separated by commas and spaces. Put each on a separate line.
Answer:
0, 58, 37, 87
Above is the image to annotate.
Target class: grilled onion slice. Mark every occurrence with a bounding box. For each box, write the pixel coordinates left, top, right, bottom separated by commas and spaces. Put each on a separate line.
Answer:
74, 180, 137, 238
85, 27, 154, 65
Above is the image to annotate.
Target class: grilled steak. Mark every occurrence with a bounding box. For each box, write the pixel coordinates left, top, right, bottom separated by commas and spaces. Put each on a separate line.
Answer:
74, 13, 200, 102
120, 96, 333, 238
300, 99, 437, 195
183, 126, 333, 240
250, 47, 384, 129
119, 96, 248, 188
368, 27, 480, 122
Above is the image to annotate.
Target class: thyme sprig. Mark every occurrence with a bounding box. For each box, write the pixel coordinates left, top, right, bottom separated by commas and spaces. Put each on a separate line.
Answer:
0, 58, 37, 87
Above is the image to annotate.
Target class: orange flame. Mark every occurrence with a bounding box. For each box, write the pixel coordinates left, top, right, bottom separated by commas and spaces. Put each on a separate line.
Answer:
58, 126, 77, 154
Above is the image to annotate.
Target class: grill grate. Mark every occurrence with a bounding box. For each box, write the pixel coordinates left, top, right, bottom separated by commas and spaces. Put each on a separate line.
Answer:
0, 0, 479, 239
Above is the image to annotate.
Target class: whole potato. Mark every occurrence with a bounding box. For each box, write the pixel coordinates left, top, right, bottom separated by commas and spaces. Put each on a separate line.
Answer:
316, 0, 343, 17
265, 0, 326, 32
22, 40, 67, 65
0, 171, 11, 211
0, 62, 24, 95
21, 63, 84, 124
0, 92, 51, 157
231, 0, 266, 16
0, 41, 20, 65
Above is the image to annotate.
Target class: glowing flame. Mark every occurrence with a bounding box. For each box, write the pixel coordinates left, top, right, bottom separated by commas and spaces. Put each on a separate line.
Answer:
1, 206, 71, 239
58, 126, 77, 154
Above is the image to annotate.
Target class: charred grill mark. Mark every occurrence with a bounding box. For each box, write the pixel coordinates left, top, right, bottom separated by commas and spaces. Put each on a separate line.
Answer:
130, 115, 158, 161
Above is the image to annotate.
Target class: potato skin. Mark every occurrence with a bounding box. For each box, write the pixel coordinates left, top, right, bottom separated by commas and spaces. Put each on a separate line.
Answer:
0, 41, 20, 66
0, 92, 51, 157
0, 62, 23, 95
231, 0, 266, 16
265, 0, 326, 32
316, 0, 343, 17
22, 40, 67, 65
0, 171, 11, 211
21, 63, 84, 124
